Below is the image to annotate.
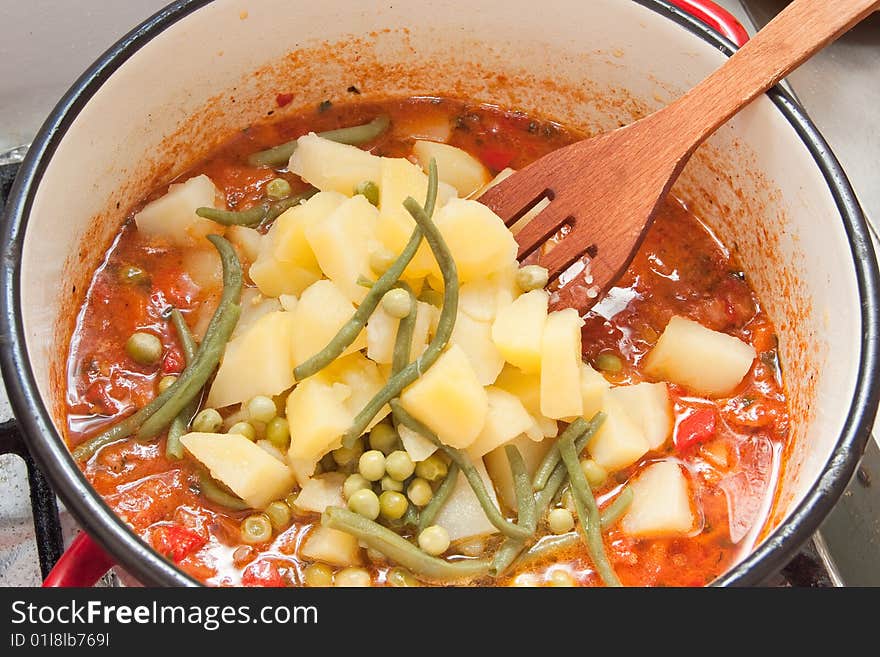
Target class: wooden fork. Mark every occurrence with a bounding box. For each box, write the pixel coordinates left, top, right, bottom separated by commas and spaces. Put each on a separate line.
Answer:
479, 0, 878, 303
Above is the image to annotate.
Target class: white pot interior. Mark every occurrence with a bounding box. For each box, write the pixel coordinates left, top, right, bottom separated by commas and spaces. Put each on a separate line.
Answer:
19, 0, 863, 576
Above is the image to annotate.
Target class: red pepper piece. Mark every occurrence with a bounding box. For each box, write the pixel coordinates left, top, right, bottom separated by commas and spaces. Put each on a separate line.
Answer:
161, 347, 184, 374
151, 525, 207, 563
479, 146, 516, 172
241, 560, 285, 587
674, 407, 717, 451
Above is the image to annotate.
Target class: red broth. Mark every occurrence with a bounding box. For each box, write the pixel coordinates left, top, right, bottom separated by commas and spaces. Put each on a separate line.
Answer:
65, 97, 789, 587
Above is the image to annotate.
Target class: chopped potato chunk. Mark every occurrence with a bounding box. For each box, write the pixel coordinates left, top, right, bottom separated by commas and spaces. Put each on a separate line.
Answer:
431, 199, 518, 283
134, 174, 223, 247
250, 191, 345, 297
540, 309, 584, 419
412, 140, 490, 197
180, 432, 294, 509
450, 311, 505, 385
286, 379, 352, 464
644, 316, 756, 397
207, 311, 296, 409
467, 387, 535, 457
289, 133, 382, 195
494, 365, 558, 438
492, 289, 548, 374
609, 382, 673, 450
399, 344, 488, 449
484, 434, 554, 509
621, 461, 695, 537
586, 391, 650, 472
291, 279, 366, 368
293, 472, 346, 514
433, 460, 499, 541
376, 157, 456, 280
305, 194, 379, 303
301, 525, 362, 567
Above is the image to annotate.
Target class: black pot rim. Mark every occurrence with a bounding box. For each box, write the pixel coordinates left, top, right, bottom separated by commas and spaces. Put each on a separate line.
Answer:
1, 0, 877, 587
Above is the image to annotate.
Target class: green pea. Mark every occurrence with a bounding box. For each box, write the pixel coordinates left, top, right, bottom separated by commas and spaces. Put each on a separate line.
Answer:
118, 264, 149, 286
334, 567, 372, 587
332, 437, 364, 467
369, 248, 397, 275
580, 459, 608, 488
381, 288, 412, 319
386, 567, 421, 587
380, 476, 404, 493
414, 454, 448, 482
265, 417, 290, 449
417, 525, 450, 556
125, 332, 163, 366
284, 492, 299, 510
548, 508, 575, 534
192, 408, 223, 433
368, 422, 399, 455
515, 265, 549, 292
358, 450, 386, 482
303, 563, 333, 587
157, 375, 177, 394
384, 450, 415, 481
266, 177, 292, 199
354, 180, 380, 206
379, 491, 408, 520
265, 500, 292, 530
347, 489, 380, 520
228, 421, 256, 441
406, 478, 433, 507
594, 352, 623, 373
343, 473, 371, 500
547, 569, 576, 587
246, 395, 277, 423
240, 514, 273, 544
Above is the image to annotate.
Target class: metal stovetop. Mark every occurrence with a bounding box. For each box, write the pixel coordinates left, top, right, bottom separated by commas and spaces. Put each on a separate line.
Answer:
0, 0, 877, 587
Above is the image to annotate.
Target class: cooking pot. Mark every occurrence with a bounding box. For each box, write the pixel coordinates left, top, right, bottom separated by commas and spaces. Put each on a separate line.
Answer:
2, 0, 877, 587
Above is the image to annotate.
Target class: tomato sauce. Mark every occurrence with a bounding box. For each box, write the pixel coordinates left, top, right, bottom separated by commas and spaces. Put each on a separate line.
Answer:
65, 97, 789, 587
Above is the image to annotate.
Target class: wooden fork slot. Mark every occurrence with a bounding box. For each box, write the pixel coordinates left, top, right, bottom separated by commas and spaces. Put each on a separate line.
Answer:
501, 188, 555, 228
514, 202, 572, 261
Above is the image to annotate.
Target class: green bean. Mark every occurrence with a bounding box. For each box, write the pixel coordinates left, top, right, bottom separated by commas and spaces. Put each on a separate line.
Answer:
598, 486, 633, 528
416, 462, 459, 532
341, 161, 457, 447
196, 189, 317, 227
532, 414, 603, 491
248, 115, 391, 167
491, 418, 603, 576
402, 501, 420, 528
166, 309, 199, 460
490, 446, 538, 575
391, 284, 417, 376
198, 472, 250, 511
391, 400, 529, 540
136, 235, 242, 441
559, 430, 621, 587
322, 506, 489, 583
507, 444, 537, 534
515, 487, 634, 567
291, 168, 437, 381
72, 300, 236, 461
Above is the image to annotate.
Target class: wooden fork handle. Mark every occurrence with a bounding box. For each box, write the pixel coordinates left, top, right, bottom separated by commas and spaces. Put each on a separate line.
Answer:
666, 0, 879, 152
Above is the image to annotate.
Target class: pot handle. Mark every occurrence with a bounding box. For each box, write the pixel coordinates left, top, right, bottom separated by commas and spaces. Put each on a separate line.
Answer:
668, 0, 751, 47
42, 532, 115, 587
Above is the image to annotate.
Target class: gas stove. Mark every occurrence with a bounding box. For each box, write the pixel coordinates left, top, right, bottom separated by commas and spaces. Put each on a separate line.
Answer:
0, 0, 877, 587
